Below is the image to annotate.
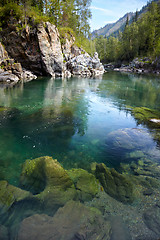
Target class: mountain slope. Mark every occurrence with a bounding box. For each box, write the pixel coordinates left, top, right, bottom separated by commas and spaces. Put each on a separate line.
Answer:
91, 0, 159, 38
92, 12, 135, 38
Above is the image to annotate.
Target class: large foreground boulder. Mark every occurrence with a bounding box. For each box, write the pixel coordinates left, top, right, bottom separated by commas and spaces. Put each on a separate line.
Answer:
17, 200, 111, 240
95, 163, 135, 203
20, 156, 77, 208
21, 156, 100, 208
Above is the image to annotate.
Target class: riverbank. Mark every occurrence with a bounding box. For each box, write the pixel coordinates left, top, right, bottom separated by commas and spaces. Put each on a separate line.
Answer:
0, 21, 104, 87
104, 57, 160, 75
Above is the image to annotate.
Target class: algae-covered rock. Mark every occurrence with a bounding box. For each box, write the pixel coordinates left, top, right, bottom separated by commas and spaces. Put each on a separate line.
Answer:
130, 107, 160, 144
131, 107, 160, 125
17, 200, 111, 240
0, 180, 32, 215
21, 156, 77, 209
95, 163, 135, 203
68, 168, 100, 201
21, 156, 73, 193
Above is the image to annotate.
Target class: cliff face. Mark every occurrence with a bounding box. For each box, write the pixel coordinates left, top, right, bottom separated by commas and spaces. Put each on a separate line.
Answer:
0, 21, 104, 85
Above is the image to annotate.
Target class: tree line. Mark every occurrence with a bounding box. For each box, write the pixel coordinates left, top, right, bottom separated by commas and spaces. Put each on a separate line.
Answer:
94, 1, 160, 63
0, 0, 91, 38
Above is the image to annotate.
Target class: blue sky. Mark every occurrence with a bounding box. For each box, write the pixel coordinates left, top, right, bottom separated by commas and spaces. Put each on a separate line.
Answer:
90, 0, 148, 31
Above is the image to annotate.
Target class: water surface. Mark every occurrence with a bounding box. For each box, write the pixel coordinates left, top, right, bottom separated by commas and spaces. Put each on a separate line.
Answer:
0, 72, 160, 186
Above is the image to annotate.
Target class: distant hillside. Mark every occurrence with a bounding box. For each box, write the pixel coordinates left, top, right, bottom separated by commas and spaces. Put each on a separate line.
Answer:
91, 0, 159, 38
92, 12, 135, 38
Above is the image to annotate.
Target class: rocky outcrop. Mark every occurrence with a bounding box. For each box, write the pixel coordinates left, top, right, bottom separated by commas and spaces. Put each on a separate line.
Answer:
111, 57, 160, 74
17, 200, 111, 240
95, 163, 135, 203
66, 52, 105, 77
37, 22, 63, 77
0, 43, 37, 85
0, 22, 104, 83
1, 22, 63, 77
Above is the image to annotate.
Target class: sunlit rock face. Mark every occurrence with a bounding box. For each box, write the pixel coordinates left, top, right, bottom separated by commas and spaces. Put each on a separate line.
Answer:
0, 42, 8, 61
66, 52, 105, 77
37, 22, 63, 77
1, 21, 104, 80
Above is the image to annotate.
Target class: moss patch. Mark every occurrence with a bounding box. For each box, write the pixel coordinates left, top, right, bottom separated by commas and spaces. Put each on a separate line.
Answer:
68, 168, 100, 201
95, 163, 135, 203
130, 107, 160, 126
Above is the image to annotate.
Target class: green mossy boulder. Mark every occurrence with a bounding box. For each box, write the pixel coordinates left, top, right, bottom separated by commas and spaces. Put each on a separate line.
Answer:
21, 156, 74, 193
0, 180, 32, 215
21, 156, 77, 209
95, 163, 135, 203
68, 168, 100, 201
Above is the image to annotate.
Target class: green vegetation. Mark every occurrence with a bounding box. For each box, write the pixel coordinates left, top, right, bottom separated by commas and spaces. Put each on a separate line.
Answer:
94, 1, 160, 63
0, 0, 92, 51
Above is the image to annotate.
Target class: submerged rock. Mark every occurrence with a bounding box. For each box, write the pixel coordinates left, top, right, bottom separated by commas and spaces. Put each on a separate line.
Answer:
68, 168, 100, 201
143, 205, 160, 235
107, 128, 154, 151
95, 163, 135, 203
21, 156, 77, 208
0, 224, 8, 240
0, 180, 32, 216
110, 216, 132, 240
17, 200, 111, 240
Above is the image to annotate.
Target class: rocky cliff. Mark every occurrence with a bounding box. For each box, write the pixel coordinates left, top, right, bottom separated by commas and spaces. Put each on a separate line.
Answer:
0, 21, 104, 86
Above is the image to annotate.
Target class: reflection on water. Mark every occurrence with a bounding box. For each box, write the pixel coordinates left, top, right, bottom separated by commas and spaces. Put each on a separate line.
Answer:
0, 72, 160, 240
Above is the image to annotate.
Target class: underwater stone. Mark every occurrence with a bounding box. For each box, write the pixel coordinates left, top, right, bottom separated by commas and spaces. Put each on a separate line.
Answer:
107, 128, 154, 151
0, 180, 32, 215
21, 156, 77, 209
95, 163, 135, 203
143, 205, 160, 235
21, 156, 74, 193
110, 216, 132, 240
17, 200, 111, 240
68, 168, 100, 201
0, 224, 8, 240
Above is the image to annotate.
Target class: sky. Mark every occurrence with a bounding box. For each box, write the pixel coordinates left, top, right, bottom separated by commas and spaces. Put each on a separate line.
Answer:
90, 0, 149, 31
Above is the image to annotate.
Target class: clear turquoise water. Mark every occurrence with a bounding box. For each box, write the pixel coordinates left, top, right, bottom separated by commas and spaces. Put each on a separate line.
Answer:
0, 72, 160, 186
